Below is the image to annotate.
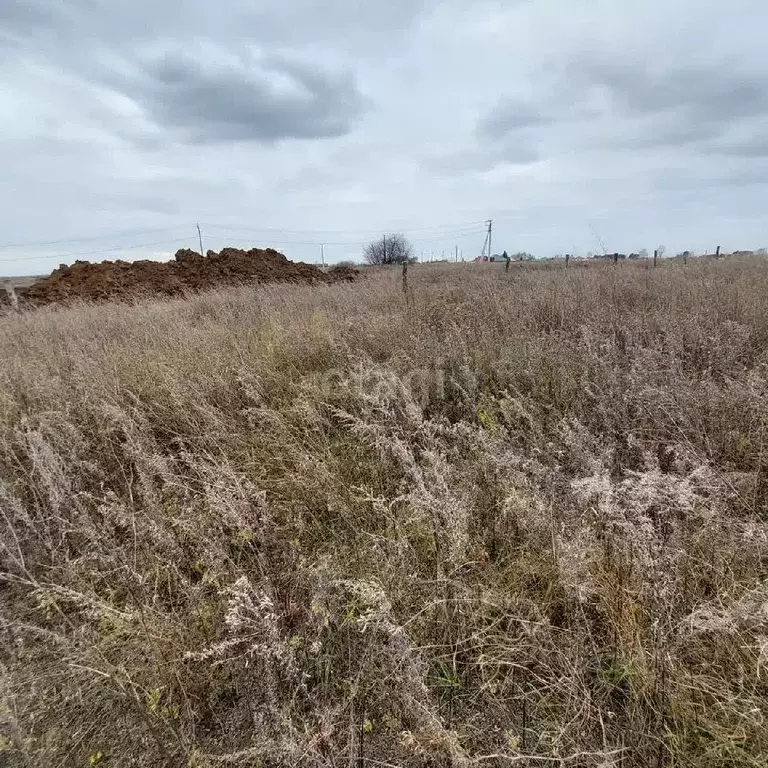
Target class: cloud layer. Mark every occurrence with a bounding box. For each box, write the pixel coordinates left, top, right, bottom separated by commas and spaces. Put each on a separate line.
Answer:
109, 48, 367, 144
2, 0, 768, 273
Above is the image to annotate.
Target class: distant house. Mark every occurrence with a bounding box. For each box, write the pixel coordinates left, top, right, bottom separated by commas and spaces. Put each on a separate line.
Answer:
475, 250, 522, 263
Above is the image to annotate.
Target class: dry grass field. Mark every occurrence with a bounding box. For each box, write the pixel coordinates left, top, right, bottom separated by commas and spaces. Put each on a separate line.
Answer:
1, 258, 768, 767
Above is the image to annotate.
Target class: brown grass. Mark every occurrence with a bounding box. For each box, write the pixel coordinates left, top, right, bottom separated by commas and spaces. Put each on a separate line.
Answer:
1, 258, 768, 767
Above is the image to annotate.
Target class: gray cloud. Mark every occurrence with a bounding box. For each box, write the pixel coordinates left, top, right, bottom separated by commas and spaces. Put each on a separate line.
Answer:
477, 102, 549, 139
1, 0, 372, 145
474, 54, 768, 161
107, 49, 367, 144
0, 0, 58, 36
578, 59, 768, 124
654, 163, 768, 191
0, 0, 426, 56
427, 143, 540, 174
604, 118, 720, 151
709, 133, 768, 158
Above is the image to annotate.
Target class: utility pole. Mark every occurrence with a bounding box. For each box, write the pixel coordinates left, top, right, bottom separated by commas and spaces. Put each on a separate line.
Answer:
321, 244, 325, 267
383, 234, 386, 264
196, 223, 204, 256
487, 219, 493, 260
455, 244, 458, 262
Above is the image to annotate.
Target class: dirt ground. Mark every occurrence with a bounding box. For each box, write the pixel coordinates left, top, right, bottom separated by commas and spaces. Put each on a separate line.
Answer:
1, 277, 40, 309
13, 248, 357, 307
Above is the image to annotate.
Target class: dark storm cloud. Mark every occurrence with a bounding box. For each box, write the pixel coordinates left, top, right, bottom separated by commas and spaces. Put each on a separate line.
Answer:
107, 49, 368, 144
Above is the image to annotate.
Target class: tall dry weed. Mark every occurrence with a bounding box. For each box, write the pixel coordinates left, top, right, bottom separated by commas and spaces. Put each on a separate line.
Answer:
1, 258, 768, 766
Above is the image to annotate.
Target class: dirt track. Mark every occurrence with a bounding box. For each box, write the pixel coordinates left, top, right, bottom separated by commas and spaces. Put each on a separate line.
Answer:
16, 247, 357, 307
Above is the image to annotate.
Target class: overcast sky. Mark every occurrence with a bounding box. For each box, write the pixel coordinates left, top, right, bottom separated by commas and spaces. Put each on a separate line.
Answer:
2, 0, 767, 274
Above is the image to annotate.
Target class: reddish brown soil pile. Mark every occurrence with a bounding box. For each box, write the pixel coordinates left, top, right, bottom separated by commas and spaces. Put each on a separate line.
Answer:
325, 264, 360, 282
18, 247, 357, 307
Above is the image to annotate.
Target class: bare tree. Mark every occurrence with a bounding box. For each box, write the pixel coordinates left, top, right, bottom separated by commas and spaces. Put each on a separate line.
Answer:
363, 234, 414, 266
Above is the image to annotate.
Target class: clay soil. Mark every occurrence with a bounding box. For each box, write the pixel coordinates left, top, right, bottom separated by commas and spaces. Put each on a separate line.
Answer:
17, 247, 357, 307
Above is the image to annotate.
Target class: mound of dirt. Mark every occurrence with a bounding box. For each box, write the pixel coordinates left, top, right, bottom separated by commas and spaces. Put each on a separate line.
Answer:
18, 247, 357, 307
325, 264, 360, 282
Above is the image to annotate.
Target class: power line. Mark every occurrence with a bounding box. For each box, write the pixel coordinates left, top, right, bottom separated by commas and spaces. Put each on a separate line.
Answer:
0, 237, 197, 264
0, 227, 187, 250
215, 235, 363, 247
0, 222, 488, 266
212, 225, 485, 248
0, 218, 488, 256
198, 219, 488, 238
412, 227, 485, 243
